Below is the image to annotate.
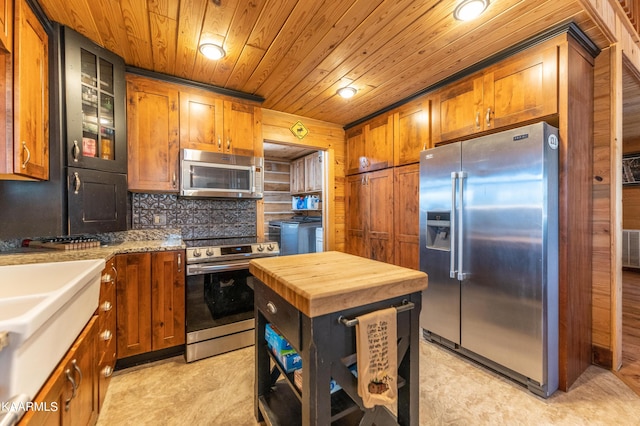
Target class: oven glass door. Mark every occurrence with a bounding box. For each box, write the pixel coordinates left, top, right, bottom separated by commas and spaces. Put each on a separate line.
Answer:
186, 267, 255, 334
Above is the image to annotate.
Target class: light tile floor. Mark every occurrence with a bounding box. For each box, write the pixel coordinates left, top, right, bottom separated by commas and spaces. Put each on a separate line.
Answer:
97, 340, 640, 425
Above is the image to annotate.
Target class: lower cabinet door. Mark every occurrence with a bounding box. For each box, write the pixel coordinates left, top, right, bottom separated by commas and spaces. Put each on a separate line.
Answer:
67, 167, 127, 234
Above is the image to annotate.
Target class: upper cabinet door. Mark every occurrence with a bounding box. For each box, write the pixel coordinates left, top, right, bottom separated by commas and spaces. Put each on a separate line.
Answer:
64, 27, 127, 173
394, 99, 431, 166
179, 91, 224, 152
126, 75, 180, 192
12, 0, 48, 180
0, 0, 12, 53
485, 45, 558, 129
433, 74, 484, 144
223, 100, 258, 156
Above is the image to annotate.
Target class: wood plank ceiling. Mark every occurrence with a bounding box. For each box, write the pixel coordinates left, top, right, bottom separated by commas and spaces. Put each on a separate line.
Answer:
36, 0, 607, 126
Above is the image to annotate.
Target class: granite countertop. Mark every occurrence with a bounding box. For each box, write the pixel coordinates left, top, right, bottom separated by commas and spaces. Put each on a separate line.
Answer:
249, 251, 428, 317
0, 237, 185, 267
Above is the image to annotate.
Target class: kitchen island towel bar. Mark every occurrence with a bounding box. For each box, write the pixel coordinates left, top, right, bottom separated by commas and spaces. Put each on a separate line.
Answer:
338, 300, 414, 327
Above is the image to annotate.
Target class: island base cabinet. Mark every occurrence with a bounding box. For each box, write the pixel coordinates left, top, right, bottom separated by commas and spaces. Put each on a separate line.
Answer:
254, 280, 421, 426
18, 316, 98, 426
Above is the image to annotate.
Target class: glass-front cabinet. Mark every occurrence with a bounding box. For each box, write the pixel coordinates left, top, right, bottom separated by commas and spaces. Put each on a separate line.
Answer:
64, 27, 126, 173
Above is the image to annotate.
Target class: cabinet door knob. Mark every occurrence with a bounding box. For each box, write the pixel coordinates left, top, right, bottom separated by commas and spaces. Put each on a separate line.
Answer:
266, 301, 277, 314
21, 142, 31, 169
101, 301, 113, 312
101, 330, 113, 341
102, 365, 114, 378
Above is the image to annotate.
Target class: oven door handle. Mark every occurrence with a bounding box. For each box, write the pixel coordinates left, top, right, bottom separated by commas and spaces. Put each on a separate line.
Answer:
187, 261, 251, 275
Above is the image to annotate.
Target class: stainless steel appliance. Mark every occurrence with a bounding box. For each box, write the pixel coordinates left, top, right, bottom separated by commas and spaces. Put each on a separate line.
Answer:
268, 216, 322, 255
419, 122, 559, 397
180, 148, 264, 198
185, 238, 279, 362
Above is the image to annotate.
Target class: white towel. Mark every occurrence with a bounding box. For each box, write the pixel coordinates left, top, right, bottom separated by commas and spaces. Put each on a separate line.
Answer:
355, 307, 397, 408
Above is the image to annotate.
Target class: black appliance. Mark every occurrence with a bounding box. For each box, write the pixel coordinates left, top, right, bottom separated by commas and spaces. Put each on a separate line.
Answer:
185, 237, 279, 362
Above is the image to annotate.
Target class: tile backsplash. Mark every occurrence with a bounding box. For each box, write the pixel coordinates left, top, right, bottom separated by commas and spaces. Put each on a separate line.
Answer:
131, 193, 257, 240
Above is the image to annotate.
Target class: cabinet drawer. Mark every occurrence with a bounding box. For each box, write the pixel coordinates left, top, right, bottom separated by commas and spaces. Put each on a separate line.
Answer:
255, 282, 300, 350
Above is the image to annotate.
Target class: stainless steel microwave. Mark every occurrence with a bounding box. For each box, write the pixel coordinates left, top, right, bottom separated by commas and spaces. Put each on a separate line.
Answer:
180, 149, 264, 198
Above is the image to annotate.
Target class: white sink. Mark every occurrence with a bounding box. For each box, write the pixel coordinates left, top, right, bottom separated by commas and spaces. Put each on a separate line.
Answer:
0, 258, 105, 403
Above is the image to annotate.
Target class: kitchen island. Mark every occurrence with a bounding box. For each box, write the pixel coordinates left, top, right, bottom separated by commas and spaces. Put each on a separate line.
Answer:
249, 251, 428, 426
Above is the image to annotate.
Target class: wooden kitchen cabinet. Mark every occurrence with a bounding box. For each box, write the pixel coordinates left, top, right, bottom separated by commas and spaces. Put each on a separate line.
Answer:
126, 75, 180, 192
0, 0, 12, 53
345, 168, 394, 263
290, 156, 304, 194
0, 0, 48, 180
432, 43, 558, 144
19, 316, 98, 426
116, 250, 185, 359
179, 89, 259, 156
304, 151, 322, 192
394, 99, 431, 166
179, 91, 223, 152
96, 258, 117, 413
223, 100, 261, 156
346, 114, 393, 175
394, 164, 419, 270
290, 152, 322, 195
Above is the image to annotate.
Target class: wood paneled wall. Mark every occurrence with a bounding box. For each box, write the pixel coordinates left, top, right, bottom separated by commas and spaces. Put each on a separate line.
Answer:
592, 47, 618, 368
261, 109, 345, 252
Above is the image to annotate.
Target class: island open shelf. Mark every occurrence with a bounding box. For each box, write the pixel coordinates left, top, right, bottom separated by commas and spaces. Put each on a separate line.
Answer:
250, 251, 428, 426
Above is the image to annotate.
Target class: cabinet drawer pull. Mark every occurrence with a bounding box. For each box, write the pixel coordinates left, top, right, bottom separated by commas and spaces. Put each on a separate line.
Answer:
172, 172, 177, 188
21, 142, 31, 169
266, 301, 277, 315
486, 107, 492, 127
111, 264, 118, 283
101, 272, 114, 284
226, 137, 231, 150
72, 140, 80, 161
73, 172, 81, 194
72, 359, 83, 386
64, 368, 77, 411
102, 365, 114, 378
101, 330, 113, 341
177, 253, 182, 273
217, 136, 222, 149
475, 111, 480, 128
101, 301, 113, 312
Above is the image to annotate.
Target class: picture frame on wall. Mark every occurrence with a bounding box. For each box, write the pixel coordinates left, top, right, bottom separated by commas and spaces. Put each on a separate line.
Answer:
623, 153, 640, 185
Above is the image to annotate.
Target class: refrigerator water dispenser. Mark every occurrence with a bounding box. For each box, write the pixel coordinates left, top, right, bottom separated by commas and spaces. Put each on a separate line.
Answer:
426, 211, 450, 251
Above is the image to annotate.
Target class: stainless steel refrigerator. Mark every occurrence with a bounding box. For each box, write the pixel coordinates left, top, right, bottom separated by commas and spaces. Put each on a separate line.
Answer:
419, 122, 559, 397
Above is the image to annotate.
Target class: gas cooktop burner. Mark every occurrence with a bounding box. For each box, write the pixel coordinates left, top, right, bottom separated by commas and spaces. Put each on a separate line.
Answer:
184, 237, 279, 264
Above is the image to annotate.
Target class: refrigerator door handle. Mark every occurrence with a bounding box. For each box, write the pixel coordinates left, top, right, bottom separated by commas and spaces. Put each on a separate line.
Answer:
450, 172, 458, 279
457, 171, 467, 281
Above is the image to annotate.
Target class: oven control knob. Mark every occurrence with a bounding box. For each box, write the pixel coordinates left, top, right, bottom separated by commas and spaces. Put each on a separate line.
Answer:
267, 244, 274, 251
257, 244, 264, 252
206, 248, 214, 256
193, 248, 202, 257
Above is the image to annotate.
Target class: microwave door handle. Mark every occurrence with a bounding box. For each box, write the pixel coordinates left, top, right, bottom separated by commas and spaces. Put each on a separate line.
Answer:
251, 165, 256, 193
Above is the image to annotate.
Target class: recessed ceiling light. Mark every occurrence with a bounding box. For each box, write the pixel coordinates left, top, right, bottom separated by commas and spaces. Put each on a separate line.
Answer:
453, 0, 489, 21
337, 87, 357, 99
199, 43, 226, 60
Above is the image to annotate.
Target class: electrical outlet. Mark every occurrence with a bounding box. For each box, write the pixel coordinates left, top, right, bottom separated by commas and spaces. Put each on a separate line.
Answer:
153, 213, 166, 225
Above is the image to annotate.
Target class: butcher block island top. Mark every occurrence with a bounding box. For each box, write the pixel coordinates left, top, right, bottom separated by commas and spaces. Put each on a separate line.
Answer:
249, 251, 428, 318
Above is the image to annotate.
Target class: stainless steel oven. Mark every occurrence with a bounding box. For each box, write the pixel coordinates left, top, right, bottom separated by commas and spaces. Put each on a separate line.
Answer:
184, 238, 279, 362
